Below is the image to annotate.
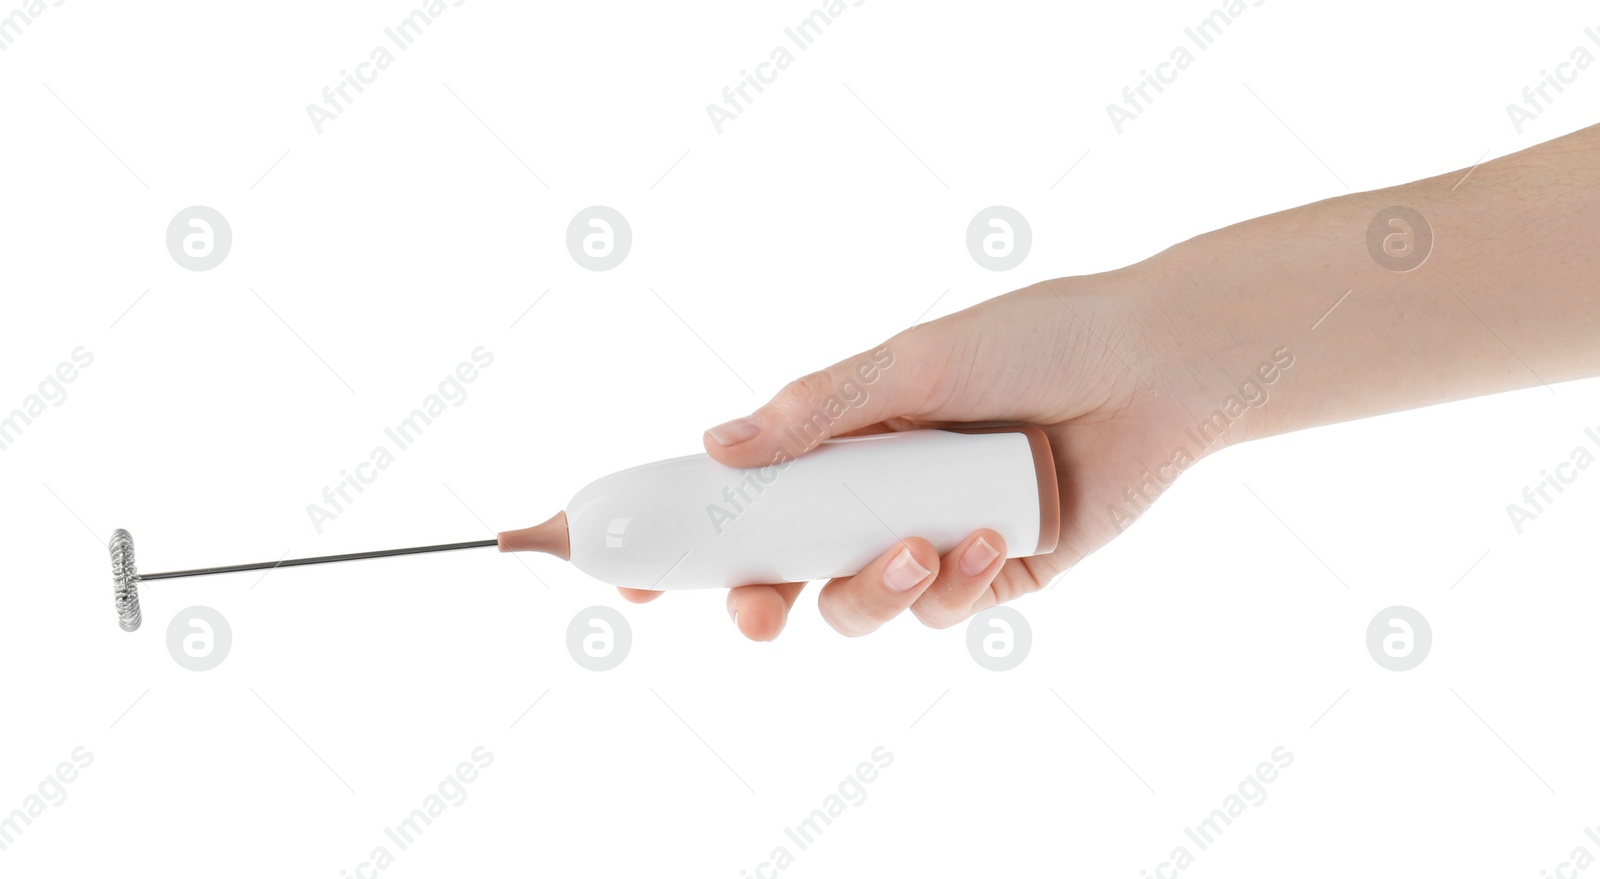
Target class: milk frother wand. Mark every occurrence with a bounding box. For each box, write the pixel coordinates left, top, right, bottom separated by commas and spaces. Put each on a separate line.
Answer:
109, 425, 1059, 632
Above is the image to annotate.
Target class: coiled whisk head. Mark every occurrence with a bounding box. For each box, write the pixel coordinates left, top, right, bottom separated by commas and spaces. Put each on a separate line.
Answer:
109, 528, 141, 632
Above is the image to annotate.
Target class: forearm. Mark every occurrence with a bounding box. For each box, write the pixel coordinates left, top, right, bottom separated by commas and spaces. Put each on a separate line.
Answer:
1157, 123, 1600, 442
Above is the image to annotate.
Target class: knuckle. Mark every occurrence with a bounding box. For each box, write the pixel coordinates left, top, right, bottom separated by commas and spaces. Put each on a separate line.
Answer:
817, 592, 866, 638
819, 603, 873, 638
911, 588, 964, 628
775, 370, 834, 413
912, 602, 962, 630
822, 581, 902, 638
766, 371, 839, 454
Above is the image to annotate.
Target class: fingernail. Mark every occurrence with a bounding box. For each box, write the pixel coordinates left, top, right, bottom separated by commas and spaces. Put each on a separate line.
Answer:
706, 416, 761, 446
726, 593, 738, 623
883, 546, 930, 592
960, 537, 1000, 577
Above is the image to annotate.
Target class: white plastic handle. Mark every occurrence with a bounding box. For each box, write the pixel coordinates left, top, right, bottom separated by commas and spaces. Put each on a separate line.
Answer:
564, 427, 1057, 590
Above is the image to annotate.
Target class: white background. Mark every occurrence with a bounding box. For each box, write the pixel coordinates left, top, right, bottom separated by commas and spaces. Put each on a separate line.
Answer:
3, 1, 1600, 875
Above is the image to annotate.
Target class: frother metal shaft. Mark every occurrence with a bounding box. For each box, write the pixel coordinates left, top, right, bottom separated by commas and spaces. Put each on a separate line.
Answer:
111, 529, 507, 631
138, 539, 499, 581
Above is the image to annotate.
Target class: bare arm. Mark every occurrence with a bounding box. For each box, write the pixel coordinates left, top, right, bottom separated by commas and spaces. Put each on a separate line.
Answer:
1158, 123, 1600, 441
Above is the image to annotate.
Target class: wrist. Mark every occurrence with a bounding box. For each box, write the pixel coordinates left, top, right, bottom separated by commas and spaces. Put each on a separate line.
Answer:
1096, 247, 1308, 455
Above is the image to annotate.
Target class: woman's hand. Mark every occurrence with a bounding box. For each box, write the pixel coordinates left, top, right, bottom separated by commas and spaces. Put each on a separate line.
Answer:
618, 262, 1251, 640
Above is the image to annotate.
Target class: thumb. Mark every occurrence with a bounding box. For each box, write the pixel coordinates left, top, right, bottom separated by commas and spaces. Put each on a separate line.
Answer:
702, 342, 920, 468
